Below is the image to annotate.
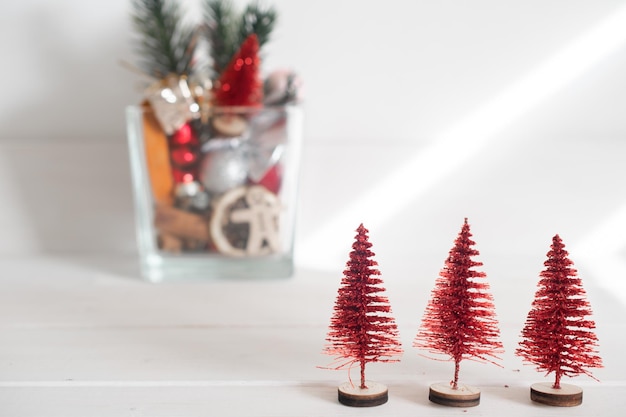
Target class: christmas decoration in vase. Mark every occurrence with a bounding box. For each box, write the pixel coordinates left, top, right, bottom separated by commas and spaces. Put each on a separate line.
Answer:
320, 224, 403, 407
516, 234, 602, 406
126, 0, 303, 281
413, 218, 503, 407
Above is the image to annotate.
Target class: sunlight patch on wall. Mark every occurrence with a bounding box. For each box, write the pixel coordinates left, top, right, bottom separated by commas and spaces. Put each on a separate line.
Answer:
297, 5, 626, 271
572, 204, 626, 306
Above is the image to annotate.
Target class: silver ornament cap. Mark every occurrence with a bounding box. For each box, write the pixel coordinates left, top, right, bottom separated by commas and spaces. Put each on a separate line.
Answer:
174, 181, 211, 212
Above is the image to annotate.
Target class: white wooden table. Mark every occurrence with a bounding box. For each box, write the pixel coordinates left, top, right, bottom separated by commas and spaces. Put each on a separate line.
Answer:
0, 252, 624, 416
0, 138, 625, 416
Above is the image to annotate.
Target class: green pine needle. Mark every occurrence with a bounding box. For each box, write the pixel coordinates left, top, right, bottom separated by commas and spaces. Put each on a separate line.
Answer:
131, 0, 196, 78
204, 0, 277, 78
204, 0, 238, 76
239, 3, 277, 51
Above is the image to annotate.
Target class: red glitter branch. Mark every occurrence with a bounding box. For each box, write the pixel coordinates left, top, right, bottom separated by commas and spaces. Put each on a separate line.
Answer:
414, 218, 503, 389
214, 34, 263, 107
321, 224, 403, 389
516, 234, 603, 389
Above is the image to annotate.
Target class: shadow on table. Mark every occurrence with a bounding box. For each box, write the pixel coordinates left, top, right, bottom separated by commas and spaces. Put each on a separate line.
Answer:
392, 381, 432, 406
296, 382, 339, 405
485, 384, 533, 406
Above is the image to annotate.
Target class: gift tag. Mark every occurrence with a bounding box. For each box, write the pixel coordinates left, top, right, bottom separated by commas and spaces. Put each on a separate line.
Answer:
145, 75, 200, 135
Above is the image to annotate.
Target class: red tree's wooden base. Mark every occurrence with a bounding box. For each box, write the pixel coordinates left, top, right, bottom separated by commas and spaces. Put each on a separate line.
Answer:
337, 381, 388, 407
530, 382, 582, 407
428, 383, 480, 407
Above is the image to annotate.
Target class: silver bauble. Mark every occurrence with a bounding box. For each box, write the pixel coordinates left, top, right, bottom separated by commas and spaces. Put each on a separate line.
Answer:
199, 146, 249, 195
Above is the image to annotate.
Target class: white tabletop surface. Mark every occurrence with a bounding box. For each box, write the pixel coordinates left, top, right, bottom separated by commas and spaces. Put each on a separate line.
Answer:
0, 138, 625, 416
2, 1, 626, 415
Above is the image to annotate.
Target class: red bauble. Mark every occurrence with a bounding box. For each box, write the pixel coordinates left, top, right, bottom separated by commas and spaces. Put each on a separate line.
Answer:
171, 169, 196, 184
214, 34, 263, 107
170, 123, 199, 146
170, 147, 199, 168
254, 164, 282, 194
168, 123, 200, 183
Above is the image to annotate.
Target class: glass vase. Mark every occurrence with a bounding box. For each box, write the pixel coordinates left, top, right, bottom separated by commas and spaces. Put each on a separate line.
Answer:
126, 104, 303, 281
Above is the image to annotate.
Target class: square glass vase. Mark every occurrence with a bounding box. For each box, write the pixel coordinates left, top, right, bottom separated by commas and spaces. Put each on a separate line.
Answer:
126, 104, 303, 281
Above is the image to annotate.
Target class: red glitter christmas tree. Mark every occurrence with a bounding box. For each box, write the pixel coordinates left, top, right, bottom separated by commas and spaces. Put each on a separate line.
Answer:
213, 33, 263, 106
414, 218, 503, 389
322, 224, 403, 389
516, 235, 602, 389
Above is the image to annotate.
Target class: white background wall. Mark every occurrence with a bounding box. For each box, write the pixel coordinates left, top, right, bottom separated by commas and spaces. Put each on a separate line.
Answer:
2, 0, 625, 144
0, 1, 624, 286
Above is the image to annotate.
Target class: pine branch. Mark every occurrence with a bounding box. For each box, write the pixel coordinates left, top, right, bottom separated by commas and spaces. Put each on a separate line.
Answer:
204, 0, 277, 78
131, 0, 196, 78
238, 2, 277, 51
203, 0, 238, 77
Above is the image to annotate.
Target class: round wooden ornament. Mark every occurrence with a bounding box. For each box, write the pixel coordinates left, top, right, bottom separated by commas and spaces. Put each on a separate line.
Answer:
530, 382, 582, 407
428, 382, 480, 407
337, 381, 388, 407
210, 185, 281, 256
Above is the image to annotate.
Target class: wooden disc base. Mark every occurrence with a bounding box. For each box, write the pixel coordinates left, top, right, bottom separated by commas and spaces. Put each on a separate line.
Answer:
530, 382, 582, 407
429, 383, 480, 407
338, 381, 388, 407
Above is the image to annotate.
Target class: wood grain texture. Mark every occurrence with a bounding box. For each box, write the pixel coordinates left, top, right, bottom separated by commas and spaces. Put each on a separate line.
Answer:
337, 381, 388, 407
428, 382, 480, 407
530, 382, 583, 407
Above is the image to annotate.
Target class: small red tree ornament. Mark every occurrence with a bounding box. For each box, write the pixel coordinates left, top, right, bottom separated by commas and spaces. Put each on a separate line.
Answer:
321, 224, 403, 407
414, 218, 502, 407
214, 34, 263, 107
516, 234, 602, 406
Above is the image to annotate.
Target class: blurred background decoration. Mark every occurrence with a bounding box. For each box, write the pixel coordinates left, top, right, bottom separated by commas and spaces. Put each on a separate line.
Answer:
0, 0, 624, 291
